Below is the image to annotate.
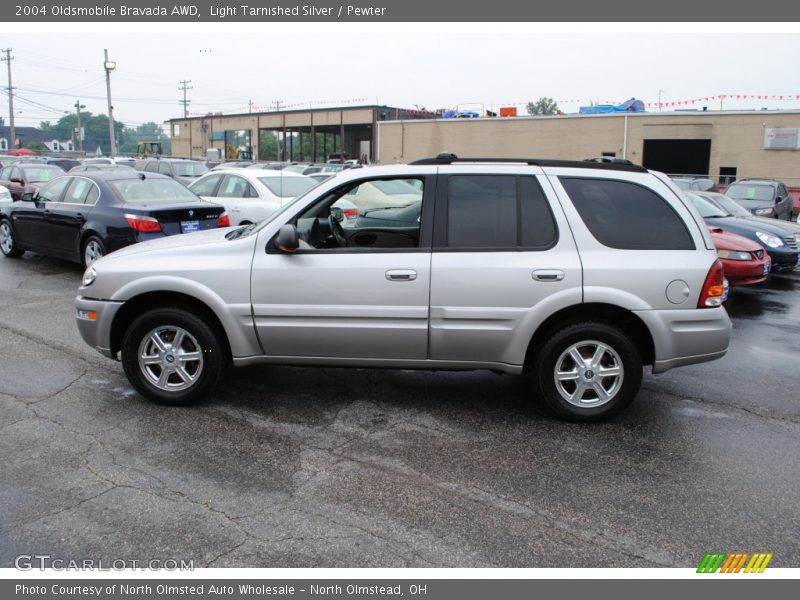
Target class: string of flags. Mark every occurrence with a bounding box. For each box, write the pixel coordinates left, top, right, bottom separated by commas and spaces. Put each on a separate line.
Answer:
184, 94, 800, 117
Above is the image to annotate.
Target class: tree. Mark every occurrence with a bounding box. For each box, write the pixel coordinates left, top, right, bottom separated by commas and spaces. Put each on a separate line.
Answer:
40, 112, 126, 155
526, 97, 559, 116
26, 141, 48, 154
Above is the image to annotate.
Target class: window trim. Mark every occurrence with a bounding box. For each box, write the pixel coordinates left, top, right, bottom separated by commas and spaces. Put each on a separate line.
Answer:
558, 175, 695, 251
433, 173, 559, 252
190, 173, 225, 197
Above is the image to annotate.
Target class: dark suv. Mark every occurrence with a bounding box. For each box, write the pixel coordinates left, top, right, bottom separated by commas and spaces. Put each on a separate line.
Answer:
725, 179, 793, 220
135, 158, 209, 185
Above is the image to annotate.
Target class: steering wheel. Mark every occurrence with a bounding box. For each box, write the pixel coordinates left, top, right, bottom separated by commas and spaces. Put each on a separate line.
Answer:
328, 213, 347, 247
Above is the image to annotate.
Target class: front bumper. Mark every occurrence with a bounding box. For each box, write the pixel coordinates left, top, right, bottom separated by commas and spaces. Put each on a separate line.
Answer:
633, 307, 732, 374
74, 296, 125, 359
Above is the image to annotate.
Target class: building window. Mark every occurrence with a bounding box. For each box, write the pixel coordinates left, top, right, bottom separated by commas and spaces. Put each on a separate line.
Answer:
52, 140, 60, 152
0, 138, 7, 151
173, 124, 180, 136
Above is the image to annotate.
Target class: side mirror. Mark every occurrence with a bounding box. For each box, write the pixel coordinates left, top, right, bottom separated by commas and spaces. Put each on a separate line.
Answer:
20, 192, 35, 202
274, 224, 299, 253
330, 206, 344, 222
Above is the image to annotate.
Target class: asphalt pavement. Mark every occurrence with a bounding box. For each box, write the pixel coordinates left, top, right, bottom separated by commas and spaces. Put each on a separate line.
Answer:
1, 252, 798, 568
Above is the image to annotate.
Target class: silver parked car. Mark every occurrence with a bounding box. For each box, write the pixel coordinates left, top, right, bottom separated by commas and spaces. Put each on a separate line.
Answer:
75, 155, 732, 421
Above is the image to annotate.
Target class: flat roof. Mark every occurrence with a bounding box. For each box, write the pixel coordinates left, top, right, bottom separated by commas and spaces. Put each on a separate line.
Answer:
379, 108, 800, 124
168, 105, 435, 123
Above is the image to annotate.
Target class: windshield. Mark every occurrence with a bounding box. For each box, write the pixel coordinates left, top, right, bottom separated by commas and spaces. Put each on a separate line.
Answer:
258, 176, 318, 198
22, 166, 64, 182
110, 178, 200, 204
726, 183, 773, 202
712, 195, 752, 217
687, 193, 729, 218
172, 162, 209, 177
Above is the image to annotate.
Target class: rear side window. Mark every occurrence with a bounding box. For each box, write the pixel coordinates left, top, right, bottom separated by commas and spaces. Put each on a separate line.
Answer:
446, 175, 557, 249
559, 177, 694, 250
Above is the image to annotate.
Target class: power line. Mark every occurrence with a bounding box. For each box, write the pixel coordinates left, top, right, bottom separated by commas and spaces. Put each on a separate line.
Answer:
179, 79, 192, 118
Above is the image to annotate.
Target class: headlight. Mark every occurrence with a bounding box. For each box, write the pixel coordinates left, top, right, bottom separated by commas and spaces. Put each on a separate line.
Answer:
717, 249, 752, 261
755, 231, 784, 248
82, 266, 97, 287
0, 191, 10, 200
754, 207, 774, 216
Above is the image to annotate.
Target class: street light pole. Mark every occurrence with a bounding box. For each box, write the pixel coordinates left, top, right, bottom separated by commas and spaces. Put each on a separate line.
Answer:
74, 100, 85, 152
104, 49, 117, 157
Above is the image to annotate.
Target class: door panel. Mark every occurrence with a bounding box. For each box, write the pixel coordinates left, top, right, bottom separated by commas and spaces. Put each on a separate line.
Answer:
429, 169, 583, 364
250, 251, 431, 359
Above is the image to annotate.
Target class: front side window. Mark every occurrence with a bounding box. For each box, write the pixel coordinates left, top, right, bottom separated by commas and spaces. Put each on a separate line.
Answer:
157, 162, 172, 176
288, 177, 426, 250
37, 177, 71, 203
190, 174, 223, 196
560, 177, 694, 250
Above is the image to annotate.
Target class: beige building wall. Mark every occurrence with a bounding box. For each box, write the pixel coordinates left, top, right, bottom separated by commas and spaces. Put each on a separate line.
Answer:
376, 111, 800, 186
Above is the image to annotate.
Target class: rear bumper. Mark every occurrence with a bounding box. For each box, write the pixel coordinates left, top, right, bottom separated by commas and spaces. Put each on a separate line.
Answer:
633, 307, 732, 374
74, 296, 124, 359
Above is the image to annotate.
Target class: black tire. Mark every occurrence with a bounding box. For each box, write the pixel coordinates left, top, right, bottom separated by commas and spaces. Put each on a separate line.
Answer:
81, 235, 107, 268
121, 307, 227, 406
0, 219, 24, 258
530, 321, 642, 422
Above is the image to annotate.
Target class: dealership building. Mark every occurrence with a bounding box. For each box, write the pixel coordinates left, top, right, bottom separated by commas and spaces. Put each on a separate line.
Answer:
169, 108, 800, 185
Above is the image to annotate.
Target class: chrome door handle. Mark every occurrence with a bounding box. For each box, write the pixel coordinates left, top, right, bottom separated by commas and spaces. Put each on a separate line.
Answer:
532, 269, 565, 282
386, 269, 417, 281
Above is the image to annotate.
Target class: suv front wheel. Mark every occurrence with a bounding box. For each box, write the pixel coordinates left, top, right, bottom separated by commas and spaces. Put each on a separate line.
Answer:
532, 322, 642, 422
121, 308, 226, 406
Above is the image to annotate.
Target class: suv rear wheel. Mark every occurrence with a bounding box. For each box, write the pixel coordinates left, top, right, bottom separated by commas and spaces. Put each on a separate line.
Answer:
531, 322, 642, 422
121, 308, 226, 406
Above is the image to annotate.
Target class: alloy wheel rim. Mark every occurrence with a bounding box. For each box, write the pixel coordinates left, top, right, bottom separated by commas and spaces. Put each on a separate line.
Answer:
84, 240, 103, 266
0, 222, 12, 254
137, 326, 204, 392
554, 340, 624, 408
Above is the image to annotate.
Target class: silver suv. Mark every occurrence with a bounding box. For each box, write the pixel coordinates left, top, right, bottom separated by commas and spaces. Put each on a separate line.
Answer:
75, 155, 732, 421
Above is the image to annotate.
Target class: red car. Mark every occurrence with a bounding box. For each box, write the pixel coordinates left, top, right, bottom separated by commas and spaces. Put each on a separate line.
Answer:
707, 226, 770, 286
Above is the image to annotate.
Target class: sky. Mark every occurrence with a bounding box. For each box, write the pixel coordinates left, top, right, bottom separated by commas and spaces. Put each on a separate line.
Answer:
2, 28, 800, 133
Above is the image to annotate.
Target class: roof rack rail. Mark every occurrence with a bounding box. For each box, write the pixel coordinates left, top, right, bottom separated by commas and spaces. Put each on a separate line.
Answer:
409, 152, 648, 172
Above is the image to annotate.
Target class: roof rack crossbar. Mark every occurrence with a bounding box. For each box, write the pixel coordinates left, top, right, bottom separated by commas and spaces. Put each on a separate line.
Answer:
408, 153, 648, 173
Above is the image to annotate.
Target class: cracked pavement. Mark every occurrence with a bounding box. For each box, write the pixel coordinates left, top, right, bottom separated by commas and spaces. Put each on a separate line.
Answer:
1, 253, 799, 568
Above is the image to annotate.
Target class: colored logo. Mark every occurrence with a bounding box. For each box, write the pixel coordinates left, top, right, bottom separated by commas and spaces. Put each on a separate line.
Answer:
697, 552, 773, 573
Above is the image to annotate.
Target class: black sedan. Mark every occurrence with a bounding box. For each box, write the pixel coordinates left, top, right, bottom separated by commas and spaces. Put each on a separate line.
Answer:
0, 171, 229, 268
686, 192, 799, 272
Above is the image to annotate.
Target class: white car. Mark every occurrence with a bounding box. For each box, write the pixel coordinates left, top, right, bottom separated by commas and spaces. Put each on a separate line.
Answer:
188, 169, 318, 225
0, 184, 12, 209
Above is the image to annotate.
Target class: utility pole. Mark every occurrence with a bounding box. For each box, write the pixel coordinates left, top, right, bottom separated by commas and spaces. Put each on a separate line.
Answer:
179, 80, 192, 118
272, 100, 282, 112
2, 49, 15, 150
74, 100, 85, 152
248, 99, 253, 113
103, 49, 117, 157
658, 89, 665, 112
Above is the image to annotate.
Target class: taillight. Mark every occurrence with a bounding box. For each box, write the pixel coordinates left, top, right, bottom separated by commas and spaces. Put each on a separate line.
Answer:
342, 207, 359, 221
125, 214, 161, 233
217, 212, 230, 227
698, 259, 726, 308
